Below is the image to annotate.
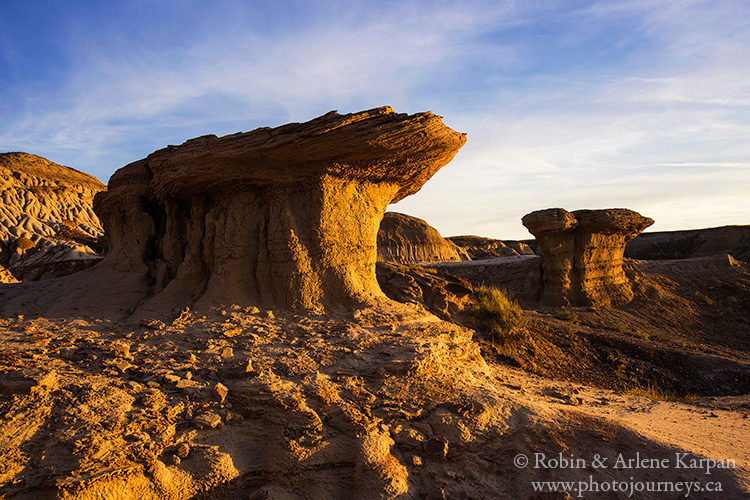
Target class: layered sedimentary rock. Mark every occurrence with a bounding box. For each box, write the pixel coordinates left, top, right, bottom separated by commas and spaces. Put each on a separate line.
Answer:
0, 153, 104, 245
376, 261, 473, 319
522, 208, 653, 306
447, 235, 535, 260
377, 212, 468, 264
0, 153, 105, 279
93, 107, 466, 313
626, 224, 750, 261
426, 256, 542, 303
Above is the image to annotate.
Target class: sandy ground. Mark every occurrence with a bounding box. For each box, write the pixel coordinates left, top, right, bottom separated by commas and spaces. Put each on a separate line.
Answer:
497, 367, 750, 491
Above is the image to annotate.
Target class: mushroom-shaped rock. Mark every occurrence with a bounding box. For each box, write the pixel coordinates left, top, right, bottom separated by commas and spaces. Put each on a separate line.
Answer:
522, 208, 654, 306
94, 107, 466, 314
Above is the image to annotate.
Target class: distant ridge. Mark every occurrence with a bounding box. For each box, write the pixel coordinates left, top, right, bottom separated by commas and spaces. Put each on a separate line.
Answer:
625, 224, 750, 261
1, 152, 104, 190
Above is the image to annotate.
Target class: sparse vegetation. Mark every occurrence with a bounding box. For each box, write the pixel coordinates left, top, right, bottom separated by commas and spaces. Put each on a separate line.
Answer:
614, 321, 649, 340
469, 286, 532, 358
694, 291, 715, 306
408, 264, 437, 274
564, 322, 578, 340
633, 330, 649, 340
556, 308, 579, 324
625, 382, 699, 402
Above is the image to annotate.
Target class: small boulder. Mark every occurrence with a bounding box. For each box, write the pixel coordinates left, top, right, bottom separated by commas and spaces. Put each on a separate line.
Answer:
213, 382, 229, 403
176, 442, 190, 458
14, 236, 35, 253
193, 411, 222, 429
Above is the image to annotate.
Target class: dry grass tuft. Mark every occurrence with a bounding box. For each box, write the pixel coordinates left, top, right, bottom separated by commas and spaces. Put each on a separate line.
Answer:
469, 287, 532, 358
556, 308, 579, 324
626, 382, 698, 402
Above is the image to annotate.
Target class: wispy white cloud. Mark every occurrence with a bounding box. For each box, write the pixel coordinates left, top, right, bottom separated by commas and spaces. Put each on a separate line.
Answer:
396, 0, 750, 238
1, 1, 526, 175
655, 162, 750, 169
1, 0, 748, 239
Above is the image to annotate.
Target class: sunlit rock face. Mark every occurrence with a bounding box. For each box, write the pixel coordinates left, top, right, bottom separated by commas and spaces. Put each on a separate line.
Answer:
0, 264, 18, 283
522, 208, 654, 306
93, 107, 466, 313
0, 153, 105, 281
0, 153, 104, 246
377, 212, 469, 264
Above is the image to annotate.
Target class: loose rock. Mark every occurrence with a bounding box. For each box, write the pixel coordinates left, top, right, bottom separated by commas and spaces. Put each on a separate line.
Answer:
213, 382, 229, 403
193, 412, 222, 429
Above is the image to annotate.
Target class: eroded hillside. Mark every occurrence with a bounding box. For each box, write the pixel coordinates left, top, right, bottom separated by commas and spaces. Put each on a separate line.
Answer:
0, 153, 105, 280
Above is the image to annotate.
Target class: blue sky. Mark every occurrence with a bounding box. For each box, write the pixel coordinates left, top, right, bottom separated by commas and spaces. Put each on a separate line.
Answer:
1, 0, 748, 239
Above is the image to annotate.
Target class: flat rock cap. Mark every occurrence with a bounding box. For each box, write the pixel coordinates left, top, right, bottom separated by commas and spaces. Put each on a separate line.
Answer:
522, 208, 577, 234
130, 106, 466, 203
523, 208, 654, 236
572, 209, 654, 234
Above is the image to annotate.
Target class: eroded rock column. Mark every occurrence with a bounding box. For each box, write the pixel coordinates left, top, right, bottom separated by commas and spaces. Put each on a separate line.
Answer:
93, 107, 466, 313
522, 208, 654, 306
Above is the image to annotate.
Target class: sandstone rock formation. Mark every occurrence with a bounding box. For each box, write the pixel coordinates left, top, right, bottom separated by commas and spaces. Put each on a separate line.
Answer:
522, 208, 654, 306
377, 212, 468, 264
2, 300, 749, 498
91, 107, 465, 314
447, 235, 535, 260
376, 261, 473, 319
0, 153, 104, 279
426, 255, 542, 303
0, 264, 18, 283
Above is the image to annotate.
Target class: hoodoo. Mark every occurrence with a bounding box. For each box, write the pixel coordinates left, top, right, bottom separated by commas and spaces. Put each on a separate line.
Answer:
522, 208, 654, 306
94, 107, 466, 313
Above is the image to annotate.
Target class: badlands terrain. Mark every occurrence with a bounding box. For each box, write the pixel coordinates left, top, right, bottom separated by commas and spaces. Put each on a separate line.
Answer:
0, 107, 749, 499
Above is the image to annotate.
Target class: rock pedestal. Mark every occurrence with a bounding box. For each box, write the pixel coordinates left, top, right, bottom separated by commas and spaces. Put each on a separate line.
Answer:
522, 208, 653, 306
94, 107, 466, 313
